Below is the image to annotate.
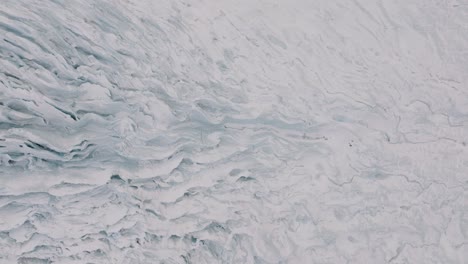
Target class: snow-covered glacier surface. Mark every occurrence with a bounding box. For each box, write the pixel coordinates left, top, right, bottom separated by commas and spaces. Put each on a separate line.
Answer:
1, 0, 467, 263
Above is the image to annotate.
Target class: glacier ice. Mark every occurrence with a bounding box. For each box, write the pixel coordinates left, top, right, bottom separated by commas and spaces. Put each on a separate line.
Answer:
0, 0, 467, 263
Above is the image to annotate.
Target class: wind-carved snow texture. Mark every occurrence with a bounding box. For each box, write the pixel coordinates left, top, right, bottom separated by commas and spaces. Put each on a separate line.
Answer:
0, 0, 467, 263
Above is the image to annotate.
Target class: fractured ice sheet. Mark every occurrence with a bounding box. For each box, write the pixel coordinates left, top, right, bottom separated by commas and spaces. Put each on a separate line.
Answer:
0, 0, 467, 263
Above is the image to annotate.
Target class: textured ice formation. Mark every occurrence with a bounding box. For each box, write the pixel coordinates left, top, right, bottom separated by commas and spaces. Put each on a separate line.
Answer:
0, 0, 467, 263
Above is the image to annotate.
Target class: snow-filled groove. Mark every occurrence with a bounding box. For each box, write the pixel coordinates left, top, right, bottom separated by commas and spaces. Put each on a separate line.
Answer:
0, 0, 467, 263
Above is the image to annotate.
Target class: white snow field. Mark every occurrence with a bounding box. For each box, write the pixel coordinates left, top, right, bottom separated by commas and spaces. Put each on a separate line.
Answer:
0, 0, 467, 263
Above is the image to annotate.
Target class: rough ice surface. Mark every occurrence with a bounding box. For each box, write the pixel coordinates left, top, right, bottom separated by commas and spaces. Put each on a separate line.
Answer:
0, 0, 467, 263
